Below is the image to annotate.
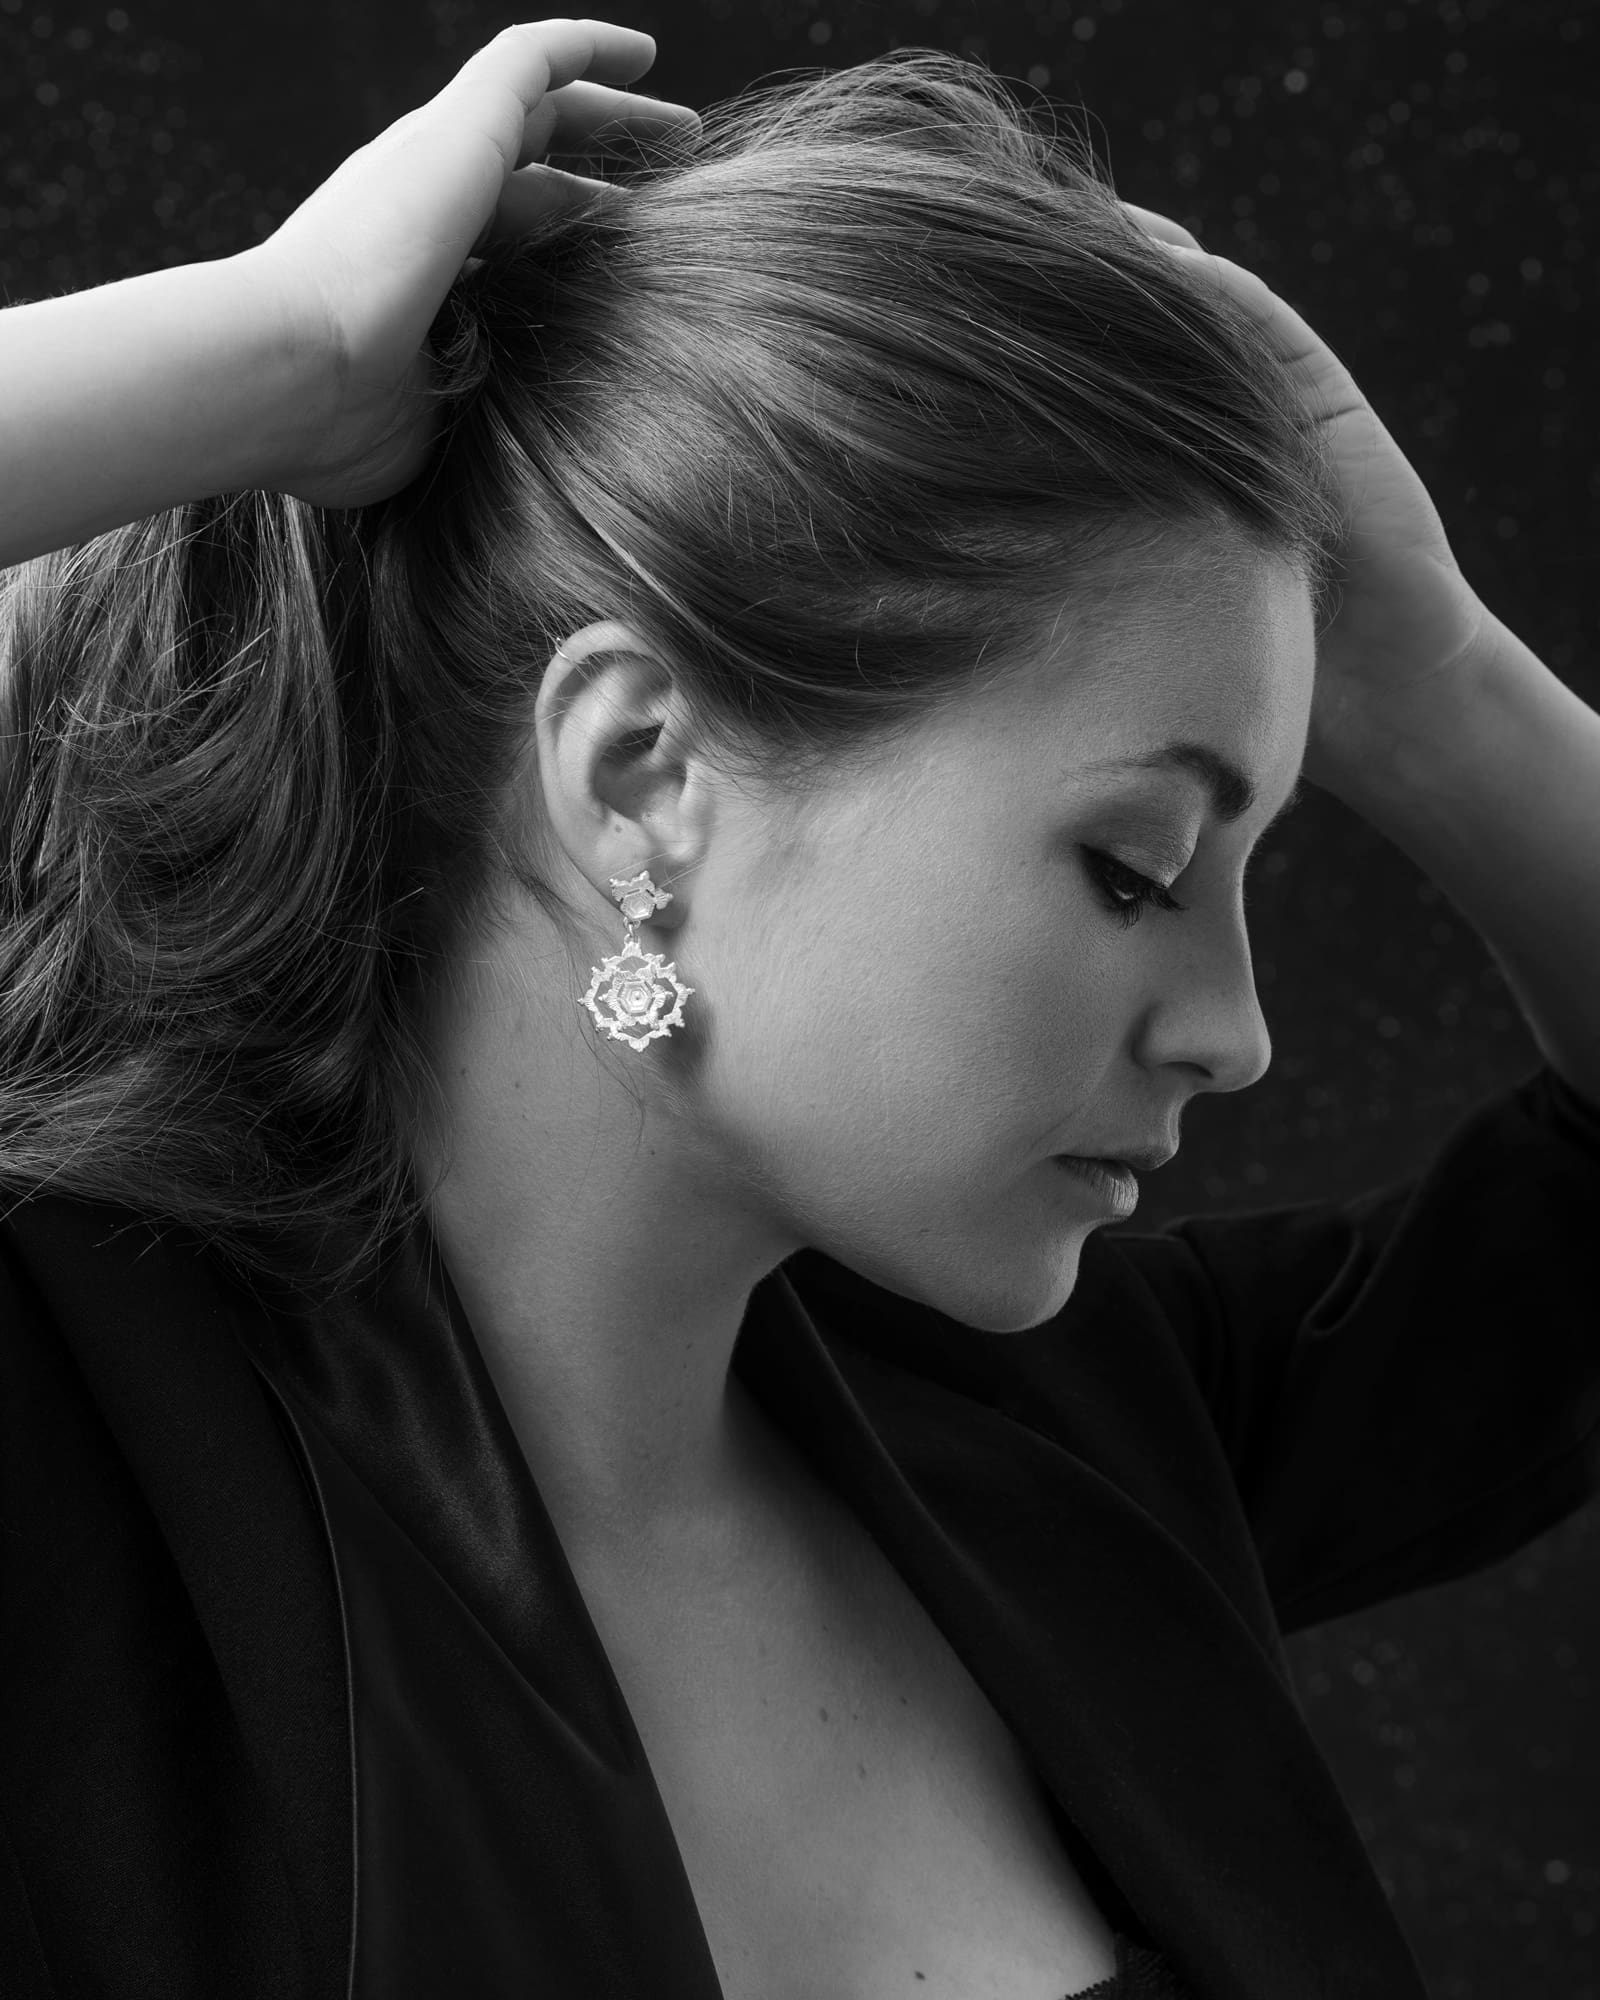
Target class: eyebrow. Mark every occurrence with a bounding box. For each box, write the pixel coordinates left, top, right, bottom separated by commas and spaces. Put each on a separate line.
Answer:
1082, 742, 1302, 830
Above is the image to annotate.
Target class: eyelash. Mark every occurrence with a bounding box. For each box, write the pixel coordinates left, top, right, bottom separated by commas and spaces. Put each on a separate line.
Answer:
1082, 849, 1188, 930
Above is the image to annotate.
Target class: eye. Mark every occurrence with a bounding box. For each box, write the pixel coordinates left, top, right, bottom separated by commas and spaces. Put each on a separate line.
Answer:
1081, 849, 1188, 931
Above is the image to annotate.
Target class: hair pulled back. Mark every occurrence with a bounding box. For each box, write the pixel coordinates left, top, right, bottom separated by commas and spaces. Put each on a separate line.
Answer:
0, 50, 1344, 1301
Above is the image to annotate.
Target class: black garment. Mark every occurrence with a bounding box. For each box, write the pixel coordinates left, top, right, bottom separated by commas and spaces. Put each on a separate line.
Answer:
2, 1062, 1598, 2000
1076, 1936, 1193, 1997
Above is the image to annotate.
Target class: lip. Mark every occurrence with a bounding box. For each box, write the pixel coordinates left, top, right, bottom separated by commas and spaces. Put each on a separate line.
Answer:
1052, 1154, 1142, 1219
1060, 1143, 1178, 1174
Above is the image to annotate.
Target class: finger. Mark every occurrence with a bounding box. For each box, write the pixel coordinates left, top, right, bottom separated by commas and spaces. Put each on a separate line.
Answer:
468, 18, 661, 92
448, 18, 660, 104
471, 160, 626, 254
1151, 244, 1362, 418
521, 79, 703, 164
428, 20, 661, 176
1119, 200, 1204, 252
1158, 245, 1308, 351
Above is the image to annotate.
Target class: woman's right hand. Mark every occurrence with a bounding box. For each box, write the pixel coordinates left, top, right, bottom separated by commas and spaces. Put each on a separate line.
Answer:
245, 18, 700, 511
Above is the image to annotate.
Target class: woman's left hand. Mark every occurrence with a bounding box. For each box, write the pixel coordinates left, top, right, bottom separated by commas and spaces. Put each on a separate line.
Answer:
1121, 204, 1491, 797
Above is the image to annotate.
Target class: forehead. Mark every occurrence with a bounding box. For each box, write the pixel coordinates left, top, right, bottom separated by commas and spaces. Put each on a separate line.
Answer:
993, 539, 1316, 787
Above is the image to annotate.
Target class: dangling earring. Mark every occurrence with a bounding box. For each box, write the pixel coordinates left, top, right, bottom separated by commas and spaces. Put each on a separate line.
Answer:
579, 870, 695, 1051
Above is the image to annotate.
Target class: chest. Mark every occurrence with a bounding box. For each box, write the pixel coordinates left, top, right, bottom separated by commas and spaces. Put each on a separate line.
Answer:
583, 1492, 1119, 2000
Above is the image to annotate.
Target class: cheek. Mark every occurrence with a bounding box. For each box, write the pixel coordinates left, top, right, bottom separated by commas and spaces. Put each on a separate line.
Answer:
706, 892, 958, 1147
699, 877, 1130, 1206
699, 901, 1145, 1335
964, 912, 1134, 1129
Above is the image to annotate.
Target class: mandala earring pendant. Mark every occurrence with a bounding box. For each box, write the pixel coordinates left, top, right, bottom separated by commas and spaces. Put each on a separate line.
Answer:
579, 870, 695, 1051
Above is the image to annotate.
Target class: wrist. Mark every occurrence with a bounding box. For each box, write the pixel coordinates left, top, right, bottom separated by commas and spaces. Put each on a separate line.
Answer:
1308, 606, 1528, 826
1313, 612, 1571, 870
1323, 615, 1600, 1105
208, 247, 341, 498
0, 250, 338, 569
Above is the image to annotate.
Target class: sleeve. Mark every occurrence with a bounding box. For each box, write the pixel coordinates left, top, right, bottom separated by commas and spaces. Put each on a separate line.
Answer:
1092, 1062, 1600, 1634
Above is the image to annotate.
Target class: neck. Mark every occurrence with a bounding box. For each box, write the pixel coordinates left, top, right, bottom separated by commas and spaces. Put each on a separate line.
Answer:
411, 953, 800, 1586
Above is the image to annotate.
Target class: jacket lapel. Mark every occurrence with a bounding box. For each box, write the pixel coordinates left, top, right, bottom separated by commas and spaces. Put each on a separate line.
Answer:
740, 1263, 1431, 2000
227, 1217, 729, 2000
14, 1187, 1431, 2000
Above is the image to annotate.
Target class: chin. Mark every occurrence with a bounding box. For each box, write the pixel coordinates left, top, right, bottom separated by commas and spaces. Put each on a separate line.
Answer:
886, 1232, 1089, 1337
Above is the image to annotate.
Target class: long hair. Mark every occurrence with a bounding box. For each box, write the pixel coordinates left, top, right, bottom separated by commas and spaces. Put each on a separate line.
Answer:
0, 50, 1344, 1303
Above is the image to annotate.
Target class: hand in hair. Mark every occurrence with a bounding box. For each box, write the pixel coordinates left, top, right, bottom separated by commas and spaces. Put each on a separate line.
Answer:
252, 18, 702, 510
1122, 200, 1486, 795
1127, 201, 1600, 1110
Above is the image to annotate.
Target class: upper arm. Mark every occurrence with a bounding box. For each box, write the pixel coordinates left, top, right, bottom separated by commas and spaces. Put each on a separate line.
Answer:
1093, 1065, 1600, 1631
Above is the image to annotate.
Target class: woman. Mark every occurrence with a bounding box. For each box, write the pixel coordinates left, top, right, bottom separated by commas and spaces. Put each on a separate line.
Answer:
1, 17, 1596, 1999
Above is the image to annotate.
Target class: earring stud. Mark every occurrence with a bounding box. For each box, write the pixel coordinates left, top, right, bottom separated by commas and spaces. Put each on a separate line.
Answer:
579, 870, 695, 1051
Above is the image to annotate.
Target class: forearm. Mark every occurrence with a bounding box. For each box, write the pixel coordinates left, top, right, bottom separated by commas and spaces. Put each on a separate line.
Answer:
0, 250, 320, 571
1322, 614, 1600, 1106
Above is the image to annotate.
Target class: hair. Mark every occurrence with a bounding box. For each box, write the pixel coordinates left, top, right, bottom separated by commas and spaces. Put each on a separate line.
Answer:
0, 49, 1344, 1305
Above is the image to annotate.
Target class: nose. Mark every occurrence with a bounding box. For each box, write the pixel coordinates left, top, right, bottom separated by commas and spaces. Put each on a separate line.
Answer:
1135, 907, 1273, 1096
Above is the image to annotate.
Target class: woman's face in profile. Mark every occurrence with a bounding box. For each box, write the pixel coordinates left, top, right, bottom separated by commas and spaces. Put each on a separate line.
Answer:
678, 534, 1316, 1332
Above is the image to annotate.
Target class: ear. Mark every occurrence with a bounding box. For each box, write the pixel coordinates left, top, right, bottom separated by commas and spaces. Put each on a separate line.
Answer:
530, 621, 714, 929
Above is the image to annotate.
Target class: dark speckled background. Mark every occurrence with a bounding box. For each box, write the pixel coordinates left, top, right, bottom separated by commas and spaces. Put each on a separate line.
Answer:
2, 0, 1596, 1990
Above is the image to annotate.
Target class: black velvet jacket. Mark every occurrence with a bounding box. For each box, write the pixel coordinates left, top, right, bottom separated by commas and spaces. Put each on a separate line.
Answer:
3, 1063, 1599, 2000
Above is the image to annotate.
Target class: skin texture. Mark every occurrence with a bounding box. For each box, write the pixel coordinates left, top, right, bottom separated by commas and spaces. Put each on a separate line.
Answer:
414, 528, 1314, 1583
